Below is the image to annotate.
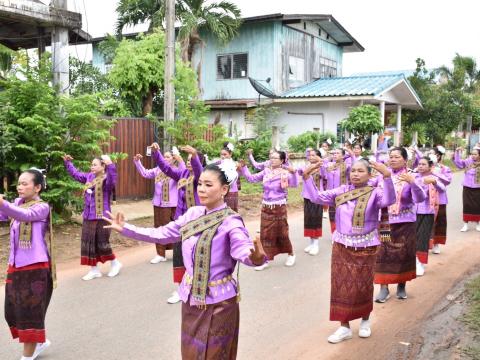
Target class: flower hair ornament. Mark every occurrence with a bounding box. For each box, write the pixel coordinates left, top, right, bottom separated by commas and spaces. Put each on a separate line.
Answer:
428, 153, 438, 164
172, 146, 180, 156
226, 142, 234, 152
436, 145, 446, 154
218, 158, 238, 185
29, 167, 47, 189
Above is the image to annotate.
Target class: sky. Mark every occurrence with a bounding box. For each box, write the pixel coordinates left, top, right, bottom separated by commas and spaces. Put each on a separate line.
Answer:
61, 0, 480, 75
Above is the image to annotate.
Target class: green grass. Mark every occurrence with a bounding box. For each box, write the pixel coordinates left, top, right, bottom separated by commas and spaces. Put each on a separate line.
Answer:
239, 181, 303, 206
462, 276, 480, 359
239, 182, 263, 195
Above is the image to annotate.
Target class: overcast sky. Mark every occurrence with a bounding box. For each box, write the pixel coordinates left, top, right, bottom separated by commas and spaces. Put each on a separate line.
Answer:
63, 0, 480, 75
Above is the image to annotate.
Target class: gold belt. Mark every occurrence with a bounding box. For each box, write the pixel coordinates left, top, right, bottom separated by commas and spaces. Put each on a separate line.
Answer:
184, 273, 233, 287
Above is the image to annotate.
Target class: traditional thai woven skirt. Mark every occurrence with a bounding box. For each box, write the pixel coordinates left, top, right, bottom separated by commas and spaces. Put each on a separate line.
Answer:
374, 222, 417, 284
463, 186, 480, 222
328, 206, 337, 234
416, 214, 434, 264
260, 204, 292, 260
181, 297, 239, 360
5, 263, 53, 343
330, 243, 378, 322
153, 206, 175, 257
80, 219, 115, 266
304, 198, 323, 238
433, 205, 447, 245
224, 192, 239, 212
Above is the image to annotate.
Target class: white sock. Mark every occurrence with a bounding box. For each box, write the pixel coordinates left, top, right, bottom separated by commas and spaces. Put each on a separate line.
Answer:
311, 239, 319, 247
111, 259, 120, 266
91, 265, 100, 272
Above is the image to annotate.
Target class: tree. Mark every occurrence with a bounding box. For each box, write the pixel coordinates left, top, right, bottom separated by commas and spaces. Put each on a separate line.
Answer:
287, 131, 337, 153
69, 57, 110, 96
340, 105, 383, 146
0, 53, 115, 218
115, 0, 242, 62
436, 53, 480, 93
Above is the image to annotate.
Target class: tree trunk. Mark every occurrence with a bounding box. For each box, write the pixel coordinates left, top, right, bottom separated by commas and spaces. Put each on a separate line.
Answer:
142, 90, 154, 116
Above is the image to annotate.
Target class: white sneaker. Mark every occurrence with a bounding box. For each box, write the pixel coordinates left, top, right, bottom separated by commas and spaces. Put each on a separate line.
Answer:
304, 244, 312, 253
82, 269, 102, 281
461, 223, 469, 232
323, 212, 328, 219
416, 258, 425, 276
432, 244, 441, 254
107, 260, 122, 277
476, 224, 480, 232
309, 245, 319, 256
167, 291, 181, 304
359, 320, 371, 338
254, 263, 269, 271
150, 255, 167, 264
32, 339, 51, 358
327, 326, 353, 344
285, 254, 296, 267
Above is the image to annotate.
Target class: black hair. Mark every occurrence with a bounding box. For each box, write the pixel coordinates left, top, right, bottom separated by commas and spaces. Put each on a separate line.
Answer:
93, 157, 106, 167
336, 148, 346, 156
23, 169, 46, 193
274, 150, 287, 164
321, 141, 329, 147
353, 158, 372, 174
203, 164, 229, 186
420, 156, 434, 167
196, 151, 207, 167
222, 142, 233, 154
311, 149, 322, 158
433, 148, 443, 161
389, 146, 408, 160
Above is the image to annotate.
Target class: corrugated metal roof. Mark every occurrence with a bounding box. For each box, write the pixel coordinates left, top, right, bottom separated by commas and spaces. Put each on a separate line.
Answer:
280, 74, 405, 98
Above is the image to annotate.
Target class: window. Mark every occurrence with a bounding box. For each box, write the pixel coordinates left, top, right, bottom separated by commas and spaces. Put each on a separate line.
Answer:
320, 57, 337, 78
217, 53, 248, 80
288, 56, 305, 88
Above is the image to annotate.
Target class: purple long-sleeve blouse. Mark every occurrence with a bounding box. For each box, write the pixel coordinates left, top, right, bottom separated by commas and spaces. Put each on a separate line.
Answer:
416, 173, 446, 214
241, 166, 298, 205
454, 151, 480, 188
1, 198, 50, 267
323, 161, 351, 189
121, 203, 264, 305
304, 177, 396, 247
297, 165, 324, 200
432, 164, 452, 205
133, 159, 184, 207
152, 150, 203, 219
64, 160, 117, 220
248, 153, 270, 171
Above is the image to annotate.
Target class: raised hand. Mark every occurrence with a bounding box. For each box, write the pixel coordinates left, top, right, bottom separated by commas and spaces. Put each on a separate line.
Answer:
180, 145, 197, 157
398, 173, 415, 184
286, 165, 296, 174
246, 149, 253, 156
151, 143, 160, 152
102, 211, 126, 233
249, 233, 266, 266
62, 154, 73, 161
134, 154, 143, 161
370, 161, 391, 178
237, 159, 246, 170
423, 176, 437, 185
101, 155, 113, 165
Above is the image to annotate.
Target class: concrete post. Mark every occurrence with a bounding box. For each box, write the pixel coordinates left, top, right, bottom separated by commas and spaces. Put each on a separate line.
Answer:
272, 126, 280, 150
51, 0, 69, 94
395, 104, 402, 146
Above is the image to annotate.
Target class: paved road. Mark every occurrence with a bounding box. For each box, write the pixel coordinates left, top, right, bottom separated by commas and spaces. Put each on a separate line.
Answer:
1, 173, 479, 359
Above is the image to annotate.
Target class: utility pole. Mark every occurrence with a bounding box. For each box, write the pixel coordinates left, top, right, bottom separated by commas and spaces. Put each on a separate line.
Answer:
51, 0, 70, 94
164, 0, 175, 133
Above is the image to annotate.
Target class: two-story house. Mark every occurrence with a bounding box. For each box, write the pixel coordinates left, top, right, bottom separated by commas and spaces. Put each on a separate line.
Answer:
90, 13, 422, 148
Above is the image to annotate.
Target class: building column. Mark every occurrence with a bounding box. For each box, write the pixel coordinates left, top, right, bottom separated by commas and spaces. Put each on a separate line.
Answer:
51, 0, 69, 94
272, 126, 280, 150
371, 101, 385, 153
394, 104, 402, 146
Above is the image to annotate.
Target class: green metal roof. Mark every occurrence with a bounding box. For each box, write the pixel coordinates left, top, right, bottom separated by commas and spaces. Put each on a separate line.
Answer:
280, 74, 408, 98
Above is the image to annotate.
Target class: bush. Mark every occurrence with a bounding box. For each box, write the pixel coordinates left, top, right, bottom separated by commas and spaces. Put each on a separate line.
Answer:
287, 131, 337, 152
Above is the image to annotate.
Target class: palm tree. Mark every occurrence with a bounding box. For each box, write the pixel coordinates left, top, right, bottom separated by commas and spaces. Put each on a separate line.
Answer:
115, 0, 242, 63
436, 53, 480, 93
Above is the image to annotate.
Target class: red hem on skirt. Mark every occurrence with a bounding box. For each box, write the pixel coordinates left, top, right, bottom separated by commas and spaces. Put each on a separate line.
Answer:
374, 271, 416, 285
417, 251, 428, 264
10, 327, 46, 343
304, 229, 322, 238
81, 255, 116, 266
464, 214, 480, 222
173, 267, 186, 283
433, 236, 447, 245
330, 221, 336, 234
330, 305, 372, 322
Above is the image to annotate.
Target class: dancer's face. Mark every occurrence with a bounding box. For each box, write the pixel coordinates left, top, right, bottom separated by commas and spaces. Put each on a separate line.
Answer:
17, 173, 41, 201
220, 149, 231, 159
417, 159, 431, 174
269, 152, 283, 168
308, 150, 320, 164
90, 159, 105, 175
197, 171, 229, 209
164, 152, 174, 165
389, 150, 406, 170
353, 145, 362, 156
472, 149, 479, 162
350, 162, 370, 186
332, 149, 343, 162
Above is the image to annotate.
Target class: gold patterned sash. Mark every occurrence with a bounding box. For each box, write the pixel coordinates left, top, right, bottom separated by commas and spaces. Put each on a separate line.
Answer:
467, 162, 480, 184
329, 161, 347, 185
155, 173, 170, 202
180, 208, 237, 307
84, 175, 106, 218
177, 175, 195, 209
312, 172, 322, 190
335, 186, 374, 231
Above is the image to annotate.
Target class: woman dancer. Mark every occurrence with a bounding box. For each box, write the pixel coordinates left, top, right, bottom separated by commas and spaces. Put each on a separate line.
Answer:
454, 147, 480, 232
63, 154, 121, 280
1, 169, 54, 360
303, 159, 395, 343
430, 146, 452, 254
246, 149, 273, 171
103, 163, 267, 359
216, 142, 240, 212
239, 150, 298, 269
374, 147, 426, 302
134, 150, 184, 263
415, 156, 446, 276
151, 144, 204, 304
297, 149, 325, 256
